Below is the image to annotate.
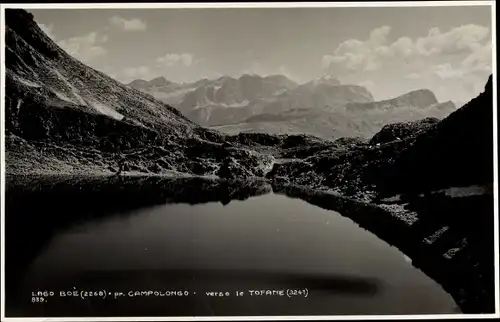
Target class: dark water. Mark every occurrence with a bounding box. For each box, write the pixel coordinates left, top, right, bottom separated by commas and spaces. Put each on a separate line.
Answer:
5, 175, 459, 317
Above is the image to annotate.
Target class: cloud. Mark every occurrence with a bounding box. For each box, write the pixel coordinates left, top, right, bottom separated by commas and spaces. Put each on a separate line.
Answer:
39, 23, 56, 40
156, 53, 194, 67
431, 63, 465, 80
323, 24, 491, 79
415, 24, 489, 56
109, 16, 147, 31
389, 37, 415, 57
368, 25, 391, 47
58, 31, 108, 63
404, 40, 492, 82
123, 66, 151, 79
461, 40, 492, 73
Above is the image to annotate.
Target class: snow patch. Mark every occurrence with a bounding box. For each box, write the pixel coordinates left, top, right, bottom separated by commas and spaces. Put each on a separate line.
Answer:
90, 102, 124, 121
52, 69, 86, 105
16, 77, 41, 88
52, 90, 75, 103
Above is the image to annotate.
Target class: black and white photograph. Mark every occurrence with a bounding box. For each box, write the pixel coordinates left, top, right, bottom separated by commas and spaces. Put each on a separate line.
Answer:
0, 1, 498, 320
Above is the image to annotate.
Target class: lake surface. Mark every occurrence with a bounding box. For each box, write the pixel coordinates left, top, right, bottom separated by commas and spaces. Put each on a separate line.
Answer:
5, 176, 459, 316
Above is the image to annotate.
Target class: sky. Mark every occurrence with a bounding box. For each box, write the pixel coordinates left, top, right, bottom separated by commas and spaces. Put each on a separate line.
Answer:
29, 4, 493, 102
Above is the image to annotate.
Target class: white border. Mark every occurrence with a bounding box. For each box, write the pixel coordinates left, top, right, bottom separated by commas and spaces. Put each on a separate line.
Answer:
492, 0, 499, 317
1, 3, 6, 322
0, 1, 495, 9
0, 1, 498, 321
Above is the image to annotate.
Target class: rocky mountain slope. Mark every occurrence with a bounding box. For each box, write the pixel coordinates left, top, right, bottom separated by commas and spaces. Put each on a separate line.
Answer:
129, 73, 457, 141
212, 91, 456, 140
266, 75, 494, 313
3, 9, 495, 314
128, 74, 378, 128
4, 9, 274, 178
127, 74, 299, 125
346, 89, 439, 111
265, 75, 492, 200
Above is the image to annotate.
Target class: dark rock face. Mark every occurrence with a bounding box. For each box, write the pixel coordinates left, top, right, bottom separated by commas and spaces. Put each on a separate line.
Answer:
267, 75, 493, 199
369, 117, 440, 145
379, 75, 493, 195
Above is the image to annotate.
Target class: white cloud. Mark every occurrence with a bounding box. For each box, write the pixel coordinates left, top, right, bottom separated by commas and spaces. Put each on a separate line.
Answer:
461, 40, 492, 73
58, 31, 108, 63
322, 24, 491, 103
110, 16, 147, 31
390, 37, 415, 57
368, 26, 391, 47
156, 53, 194, 67
415, 24, 489, 56
432, 63, 465, 80
39, 23, 56, 40
322, 55, 345, 68
323, 24, 491, 77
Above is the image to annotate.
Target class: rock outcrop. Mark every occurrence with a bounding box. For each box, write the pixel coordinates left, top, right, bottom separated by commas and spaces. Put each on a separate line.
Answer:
369, 117, 440, 145
346, 89, 439, 111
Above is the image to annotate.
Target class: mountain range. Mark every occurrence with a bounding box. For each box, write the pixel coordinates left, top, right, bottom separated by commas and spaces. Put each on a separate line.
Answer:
3, 9, 495, 315
127, 74, 457, 140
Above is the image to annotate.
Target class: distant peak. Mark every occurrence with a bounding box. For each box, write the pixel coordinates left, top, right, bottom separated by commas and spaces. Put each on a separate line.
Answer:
265, 74, 287, 80
407, 88, 435, 95
127, 79, 148, 85
403, 88, 437, 100
383, 88, 438, 108
149, 76, 171, 86
239, 73, 261, 79
150, 76, 167, 82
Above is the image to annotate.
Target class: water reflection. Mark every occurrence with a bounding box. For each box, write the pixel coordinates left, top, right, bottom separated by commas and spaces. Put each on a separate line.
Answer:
5, 175, 459, 317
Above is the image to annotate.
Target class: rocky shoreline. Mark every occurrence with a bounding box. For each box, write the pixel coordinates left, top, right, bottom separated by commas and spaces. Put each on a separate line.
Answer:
5, 173, 494, 313
271, 183, 494, 313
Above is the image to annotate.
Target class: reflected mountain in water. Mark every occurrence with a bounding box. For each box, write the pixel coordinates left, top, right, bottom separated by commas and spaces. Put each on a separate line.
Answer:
6, 175, 460, 317
5, 175, 271, 307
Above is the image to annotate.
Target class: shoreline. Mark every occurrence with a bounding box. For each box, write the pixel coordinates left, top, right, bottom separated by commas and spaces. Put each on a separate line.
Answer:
3, 172, 495, 314
271, 183, 495, 314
